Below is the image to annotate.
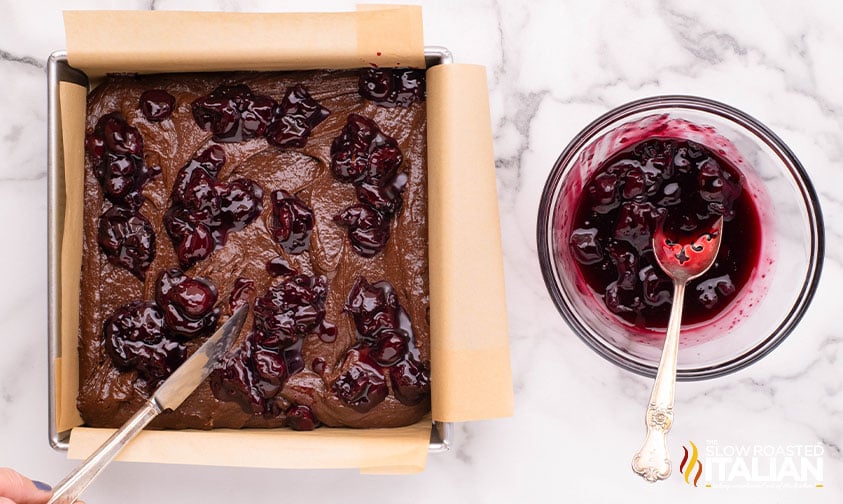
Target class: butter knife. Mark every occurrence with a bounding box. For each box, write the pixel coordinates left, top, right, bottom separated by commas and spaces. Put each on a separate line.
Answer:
47, 304, 249, 504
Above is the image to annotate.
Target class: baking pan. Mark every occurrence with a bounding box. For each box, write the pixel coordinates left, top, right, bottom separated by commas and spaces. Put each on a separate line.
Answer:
47, 46, 454, 454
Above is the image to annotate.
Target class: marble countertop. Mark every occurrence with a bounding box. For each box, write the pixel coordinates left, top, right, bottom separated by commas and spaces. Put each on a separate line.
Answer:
0, 0, 840, 502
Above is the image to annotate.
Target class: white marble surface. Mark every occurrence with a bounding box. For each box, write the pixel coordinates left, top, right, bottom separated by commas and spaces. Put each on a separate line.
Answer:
0, 0, 840, 502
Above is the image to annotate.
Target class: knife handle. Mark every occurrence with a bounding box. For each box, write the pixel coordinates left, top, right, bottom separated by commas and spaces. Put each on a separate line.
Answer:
47, 399, 162, 504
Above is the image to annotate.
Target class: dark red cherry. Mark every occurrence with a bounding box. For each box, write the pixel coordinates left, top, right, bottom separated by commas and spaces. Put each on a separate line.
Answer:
266, 256, 295, 277
210, 334, 265, 414
344, 277, 400, 340
569, 228, 603, 265
640, 264, 672, 307
358, 68, 426, 107
366, 144, 403, 186
97, 206, 155, 280
389, 357, 430, 406
139, 89, 176, 121
165, 150, 263, 268
355, 175, 407, 216
358, 68, 395, 102
192, 84, 276, 142
239, 93, 276, 139
228, 277, 255, 312
332, 352, 388, 413
85, 133, 105, 164
252, 345, 287, 397
254, 274, 328, 349
334, 204, 391, 257
371, 329, 409, 367
269, 190, 314, 254
191, 145, 226, 176
155, 269, 219, 339
265, 85, 330, 148
606, 241, 638, 291
286, 404, 320, 431
612, 201, 665, 251
330, 114, 401, 185
98, 113, 143, 156
103, 301, 186, 383
218, 179, 264, 233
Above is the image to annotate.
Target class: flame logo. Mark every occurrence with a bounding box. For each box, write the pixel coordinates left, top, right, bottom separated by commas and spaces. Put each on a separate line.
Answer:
679, 441, 703, 486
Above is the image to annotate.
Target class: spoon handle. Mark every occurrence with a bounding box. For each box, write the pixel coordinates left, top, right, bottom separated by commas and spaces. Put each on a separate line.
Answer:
631, 279, 685, 482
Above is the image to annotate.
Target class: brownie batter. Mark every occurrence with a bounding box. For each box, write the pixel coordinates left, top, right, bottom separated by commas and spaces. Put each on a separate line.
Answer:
77, 70, 430, 430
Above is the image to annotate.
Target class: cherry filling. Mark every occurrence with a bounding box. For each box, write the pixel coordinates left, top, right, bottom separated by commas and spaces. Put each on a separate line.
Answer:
568, 138, 762, 328
87, 113, 161, 280
155, 269, 220, 339
330, 114, 407, 256
269, 190, 314, 254
139, 89, 176, 121
164, 146, 263, 269
332, 277, 430, 412
103, 301, 187, 384
358, 68, 426, 107
97, 206, 156, 280
265, 84, 330, 148
191, 84, 276, 142
211, 274, 331, 420
285, 404, 321, 431
192, 83, 329, 148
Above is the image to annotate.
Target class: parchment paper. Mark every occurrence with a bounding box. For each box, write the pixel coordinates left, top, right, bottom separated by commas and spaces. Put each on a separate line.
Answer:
58, 6, 512, 473
427, 64, 514, 422
65, 7, 425, 78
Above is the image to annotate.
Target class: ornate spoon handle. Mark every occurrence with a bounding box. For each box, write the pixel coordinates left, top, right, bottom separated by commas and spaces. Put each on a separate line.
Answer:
631, 280, 685, 481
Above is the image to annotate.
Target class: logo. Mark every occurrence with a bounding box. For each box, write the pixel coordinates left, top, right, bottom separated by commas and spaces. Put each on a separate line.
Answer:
680, 441, 703, 486
679, 440, 825, 489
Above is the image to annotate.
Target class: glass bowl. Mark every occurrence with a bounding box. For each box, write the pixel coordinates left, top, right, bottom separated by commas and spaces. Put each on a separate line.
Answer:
537, 96, 824, 380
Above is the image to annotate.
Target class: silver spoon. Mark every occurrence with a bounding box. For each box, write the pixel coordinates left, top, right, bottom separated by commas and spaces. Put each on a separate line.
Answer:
631, 216, 724, 482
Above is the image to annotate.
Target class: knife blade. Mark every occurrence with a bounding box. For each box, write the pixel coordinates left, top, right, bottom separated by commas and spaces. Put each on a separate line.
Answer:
47, 304, 249, 504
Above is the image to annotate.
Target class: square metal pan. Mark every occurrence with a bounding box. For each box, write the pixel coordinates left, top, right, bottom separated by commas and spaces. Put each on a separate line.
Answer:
47, 46, 455, 454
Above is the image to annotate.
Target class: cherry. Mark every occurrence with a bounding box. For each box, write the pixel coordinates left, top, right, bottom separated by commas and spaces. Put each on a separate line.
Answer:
253, 274, 328, 349
569, 228, 603, 265
252, 344, 288, 397
89, 114, 159, 210
165, 148, 263, 268
98, 206, 156, 280
103, 301, 186, 383
192, 84, 276, 142
228, 277, 255, 312
155, 269, 220, 339
332, 350, 388, 413
266, 256, 295, 277
587, 171, 621, 213
330, 114, 401, 184
389, 357, 430, 406
344, 277, 400, 340
612, 201, 665, 251
139, 89, 176, 121
210, 333, 265, 414
333, 205, 391, 257
355, 172, 407, 216
98, 113, 143, 156
607, 241, 638, 291
639, 264, 672, 307
265, 84, 330, 148
358, 68, 426, 107
270, 190, 314, 254
695, 274, 736, 309
286, 404, 320, 431
371, 329, 409, 367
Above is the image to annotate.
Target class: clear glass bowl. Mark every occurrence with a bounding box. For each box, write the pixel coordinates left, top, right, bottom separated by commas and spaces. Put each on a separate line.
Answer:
537, 96, 824, 380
